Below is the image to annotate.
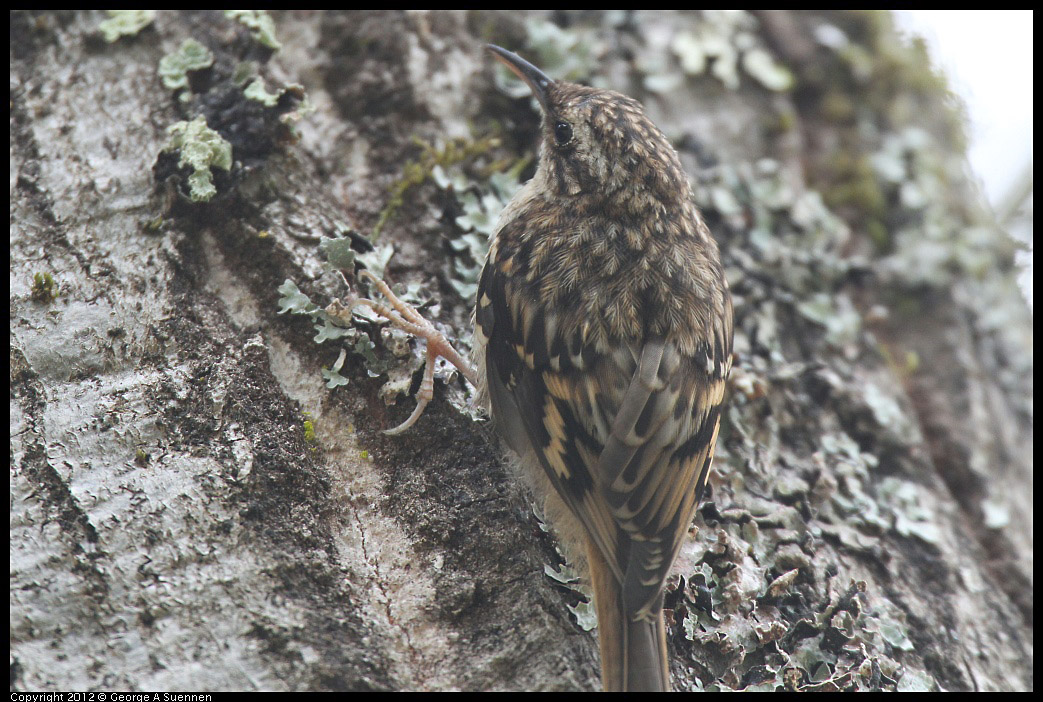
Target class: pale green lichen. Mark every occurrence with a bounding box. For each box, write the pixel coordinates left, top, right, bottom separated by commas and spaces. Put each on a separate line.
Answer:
158, 39, 214, 91
665, 11, 793, 92
243, 76, 310, 120
243, 78, 281, 106
533, 502, 596, 631
871, 127, 1009, 287
276, 276, 386, 384
318, 235, 395, 282
796, 293, 862, 348
276, 279, 320, 316
742, 46, 795, 91
163, 116, 232, 202
317, 236, 359, 273
99, 10, 155, 43
224, 10, 281, 50
435, 161, 527, 301
693, 158, 861, 357
879, 477, 942, 546
235, 62, 313, 129
860, 382, 906, 430
896, 670, 936, 692
567, 598, 598, 633
321, 349, 350, 389
373, 136, 503, 238
875, 612, 915, 652
679, 509, 906, 690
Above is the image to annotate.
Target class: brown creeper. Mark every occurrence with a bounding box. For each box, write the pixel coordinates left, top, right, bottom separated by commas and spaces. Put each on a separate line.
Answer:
359, 46, 733, 691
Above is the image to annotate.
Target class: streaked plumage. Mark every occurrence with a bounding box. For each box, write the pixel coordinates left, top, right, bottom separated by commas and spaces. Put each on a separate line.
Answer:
476, 46, 733, 692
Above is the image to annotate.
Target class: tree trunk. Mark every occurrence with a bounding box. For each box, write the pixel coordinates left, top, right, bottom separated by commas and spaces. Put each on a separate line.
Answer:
10, 10, 1031, 691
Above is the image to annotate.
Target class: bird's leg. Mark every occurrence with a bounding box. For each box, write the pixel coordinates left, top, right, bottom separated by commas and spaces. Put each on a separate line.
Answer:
349, 270, 477, 435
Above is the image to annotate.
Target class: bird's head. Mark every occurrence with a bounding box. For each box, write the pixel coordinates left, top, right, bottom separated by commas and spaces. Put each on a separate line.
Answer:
487, 44, 688, 203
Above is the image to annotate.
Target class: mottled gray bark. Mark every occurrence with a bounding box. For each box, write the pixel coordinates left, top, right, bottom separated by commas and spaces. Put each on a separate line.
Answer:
10, 10, 1031, 692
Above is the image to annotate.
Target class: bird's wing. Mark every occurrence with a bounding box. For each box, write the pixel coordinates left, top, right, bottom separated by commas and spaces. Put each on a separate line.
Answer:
477, 262, 731, 617
477, 261, 627, 581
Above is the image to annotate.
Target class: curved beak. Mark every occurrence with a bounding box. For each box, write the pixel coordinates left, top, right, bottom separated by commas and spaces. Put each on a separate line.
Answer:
486, 44, 554, 111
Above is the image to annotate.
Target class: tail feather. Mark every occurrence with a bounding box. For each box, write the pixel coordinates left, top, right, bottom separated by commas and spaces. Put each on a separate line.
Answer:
587, 537, 670, 691
623, 613, 669, 691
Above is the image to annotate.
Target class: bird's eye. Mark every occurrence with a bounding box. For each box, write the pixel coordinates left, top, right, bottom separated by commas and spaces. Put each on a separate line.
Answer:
554, 121, 573, 146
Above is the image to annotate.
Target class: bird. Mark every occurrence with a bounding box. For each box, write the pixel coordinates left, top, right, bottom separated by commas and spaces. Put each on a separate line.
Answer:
353, 45, 733, 692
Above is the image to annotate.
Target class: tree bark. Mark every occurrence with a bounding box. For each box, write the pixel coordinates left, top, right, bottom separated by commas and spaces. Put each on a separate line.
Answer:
10, 10, 1031, 691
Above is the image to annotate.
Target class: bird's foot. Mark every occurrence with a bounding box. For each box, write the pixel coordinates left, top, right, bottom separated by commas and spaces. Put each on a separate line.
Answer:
344, 270, 477, 435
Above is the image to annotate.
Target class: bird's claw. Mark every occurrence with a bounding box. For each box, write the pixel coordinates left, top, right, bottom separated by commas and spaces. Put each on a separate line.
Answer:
349, 270, 476, 434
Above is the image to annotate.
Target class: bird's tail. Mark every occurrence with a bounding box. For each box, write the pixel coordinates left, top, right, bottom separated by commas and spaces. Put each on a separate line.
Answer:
587, 538, 669, 691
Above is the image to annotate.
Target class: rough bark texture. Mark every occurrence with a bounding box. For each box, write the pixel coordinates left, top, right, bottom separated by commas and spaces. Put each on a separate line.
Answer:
10, 10, 1031, 692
